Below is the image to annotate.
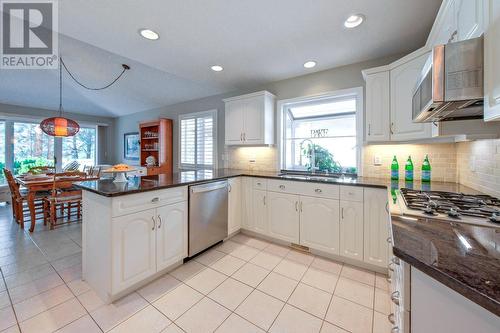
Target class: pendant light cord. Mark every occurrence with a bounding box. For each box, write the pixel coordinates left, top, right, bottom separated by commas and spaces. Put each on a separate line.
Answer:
60, 57, 130, 91
58, 58, 63, 115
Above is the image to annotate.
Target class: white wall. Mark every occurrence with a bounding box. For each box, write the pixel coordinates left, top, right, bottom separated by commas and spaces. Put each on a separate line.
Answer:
114, 54, 403, 170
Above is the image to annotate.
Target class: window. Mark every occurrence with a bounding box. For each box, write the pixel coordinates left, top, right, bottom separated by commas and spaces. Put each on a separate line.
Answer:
280, 89, 362, 174
179, 110, 217, 169
0, 121, 4, 184
13, 122, 55, 175
62, 127, 97, 168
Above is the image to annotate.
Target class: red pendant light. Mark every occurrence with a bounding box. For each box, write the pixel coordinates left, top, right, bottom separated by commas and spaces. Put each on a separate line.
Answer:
40, 58, 80, 137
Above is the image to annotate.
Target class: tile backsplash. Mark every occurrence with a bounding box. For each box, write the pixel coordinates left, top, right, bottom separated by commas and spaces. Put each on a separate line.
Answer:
456, 139, 500, 198
225, 146, 278, 171
362, 143, 457, 183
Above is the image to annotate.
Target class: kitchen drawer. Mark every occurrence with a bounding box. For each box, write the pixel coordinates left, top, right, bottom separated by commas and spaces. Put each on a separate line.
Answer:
340, 186, 363, 202
111, 186, 187, 217
267, 179, 303, 194
252, 178, 267, 190
300, 182, 339, 199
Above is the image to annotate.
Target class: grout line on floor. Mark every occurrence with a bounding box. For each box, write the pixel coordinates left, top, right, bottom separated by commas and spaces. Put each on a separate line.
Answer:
0, 267, 22, 333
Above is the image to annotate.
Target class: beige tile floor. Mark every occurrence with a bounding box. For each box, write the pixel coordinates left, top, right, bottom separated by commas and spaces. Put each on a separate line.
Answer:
0, 204, 392, 333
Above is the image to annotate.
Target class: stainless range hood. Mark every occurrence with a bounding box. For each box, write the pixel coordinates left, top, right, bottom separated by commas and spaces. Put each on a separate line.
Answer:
412, 37, 484, 123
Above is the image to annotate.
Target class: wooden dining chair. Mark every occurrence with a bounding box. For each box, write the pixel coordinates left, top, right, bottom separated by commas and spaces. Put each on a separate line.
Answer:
43, 172, 84, 230
3, 169, 46, 228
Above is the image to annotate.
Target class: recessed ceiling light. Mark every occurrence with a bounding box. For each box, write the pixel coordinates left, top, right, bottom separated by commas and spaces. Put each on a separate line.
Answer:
211, 65, 224, 72
139, 29, 159, 40
344, 14, 364, 28
303, 61, 317, 69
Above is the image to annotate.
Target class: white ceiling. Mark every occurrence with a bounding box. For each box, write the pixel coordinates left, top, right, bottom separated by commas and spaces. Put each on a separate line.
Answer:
0, 0, 441, 117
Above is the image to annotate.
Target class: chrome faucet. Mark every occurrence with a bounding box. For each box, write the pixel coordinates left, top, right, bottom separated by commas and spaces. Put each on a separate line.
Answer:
300, 139, 318, 174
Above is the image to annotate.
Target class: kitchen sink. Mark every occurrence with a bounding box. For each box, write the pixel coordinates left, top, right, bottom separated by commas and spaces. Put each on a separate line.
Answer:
278, 172, 354, 182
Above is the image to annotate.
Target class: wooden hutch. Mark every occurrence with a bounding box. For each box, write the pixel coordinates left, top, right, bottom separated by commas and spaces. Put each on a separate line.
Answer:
139, 118, 173, 175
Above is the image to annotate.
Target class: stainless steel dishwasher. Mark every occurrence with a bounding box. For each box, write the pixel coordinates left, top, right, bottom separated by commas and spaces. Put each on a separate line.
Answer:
189, 180, 228, 257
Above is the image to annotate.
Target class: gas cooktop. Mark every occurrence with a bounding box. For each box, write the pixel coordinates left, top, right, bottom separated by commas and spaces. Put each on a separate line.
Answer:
397, 188, 500, 227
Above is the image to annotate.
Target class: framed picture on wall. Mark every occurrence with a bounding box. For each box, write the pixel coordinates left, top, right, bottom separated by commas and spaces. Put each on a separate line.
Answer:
124, 132, 140, 160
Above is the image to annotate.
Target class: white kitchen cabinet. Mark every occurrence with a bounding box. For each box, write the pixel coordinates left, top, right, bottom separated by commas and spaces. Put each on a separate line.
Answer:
228, 177, 242, 235
224, 100, 245, 144
223, 91, 275, 145
241, 177, 254, 230
156, 202, 188, 272
363, 188, 389, 268
484, 0, 500, 121
252, 189, 268, 235
365, 71, 390, 142
339, 200, 364, 260
390, 52, 432, 141
267, 191, 300, 243
112, 209, 157, 293
299, 196, 340, 255
83, 187, 188, 303
456, 0, 484, 40
433, 0, 458, 45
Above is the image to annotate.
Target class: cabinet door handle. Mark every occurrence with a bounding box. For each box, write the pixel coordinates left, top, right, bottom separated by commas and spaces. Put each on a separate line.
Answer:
244, 133, 246, 141
391, 257, 400, 265
391, 327, 399, 333
388, 313, 395, 325
387, 236, 393, 244
341, 207, 344, 219
368, 124, 371, 136
300, 201, 303, 212
391, 291, 400, 306
157, 215, 162, 229
385, 202, 389, 214
263, 195, 266, 206
295, 201, 298, 212
151, 197, 160, 203
315, 188, 322, 193
151, 216, 155, 231
228, 184, 232, 192
388, 262, 395, 272
390, 122, 394, 135
279, 185, 285, 190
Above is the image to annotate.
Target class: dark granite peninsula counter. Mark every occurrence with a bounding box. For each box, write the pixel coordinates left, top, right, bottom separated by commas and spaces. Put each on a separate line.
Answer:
75, 168, 394, 197
391, 215, 500, 316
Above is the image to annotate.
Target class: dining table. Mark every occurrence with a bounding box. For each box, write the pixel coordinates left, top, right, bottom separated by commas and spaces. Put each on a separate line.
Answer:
15, 174, 100, 232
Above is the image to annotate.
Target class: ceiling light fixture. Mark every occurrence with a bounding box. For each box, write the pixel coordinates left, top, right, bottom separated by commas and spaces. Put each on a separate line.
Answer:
139, 29, 159, 40
303, 61, 317, 69
344, 14, 364, 28
211, 65, 224, 72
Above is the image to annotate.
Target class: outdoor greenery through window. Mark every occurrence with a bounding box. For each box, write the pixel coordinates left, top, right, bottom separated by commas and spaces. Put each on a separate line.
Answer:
0, 122, 4, 184
283, 94, 359, 174
0, 121, 98, 183
62, 127, 96, 167
13, 122, 54, 175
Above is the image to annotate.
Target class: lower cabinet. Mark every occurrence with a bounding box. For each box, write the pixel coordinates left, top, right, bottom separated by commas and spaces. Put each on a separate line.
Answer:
252, 189, 268, 234
339, 200, 364, 260
112, 202, 187, 294
156, 201, 188, 271
267, 192, 300, 243
241, 177, 254, 230
228, 177, 242, 235
363, 188, 389, 268
112, 209, 157, 293
299, 196, 340, 255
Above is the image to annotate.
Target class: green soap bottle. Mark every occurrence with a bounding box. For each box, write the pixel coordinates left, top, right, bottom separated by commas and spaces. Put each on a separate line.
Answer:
405, 156, 414, 181
421, 155, 431, 182
391, 156, 399, 180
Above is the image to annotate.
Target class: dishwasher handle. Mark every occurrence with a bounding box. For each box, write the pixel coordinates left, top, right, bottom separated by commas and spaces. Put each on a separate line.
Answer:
191, 181, 227, 194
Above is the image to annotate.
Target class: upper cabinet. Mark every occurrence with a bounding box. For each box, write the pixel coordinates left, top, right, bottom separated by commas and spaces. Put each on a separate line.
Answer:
428, 0, 484, 47
390, 52, 432, 141
484, 0, 500, 121
224, 91, 276, 145
363, 49, 431, 143
365, 71, 390, 142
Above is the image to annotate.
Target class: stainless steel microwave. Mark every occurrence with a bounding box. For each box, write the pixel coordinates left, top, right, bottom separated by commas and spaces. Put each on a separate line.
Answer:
412, 36, 484, 123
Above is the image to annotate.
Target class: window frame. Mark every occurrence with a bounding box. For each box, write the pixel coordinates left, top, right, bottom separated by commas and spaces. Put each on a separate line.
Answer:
276, 87, 364, 174
0, 115, 100, 175
178, 109, 218, 170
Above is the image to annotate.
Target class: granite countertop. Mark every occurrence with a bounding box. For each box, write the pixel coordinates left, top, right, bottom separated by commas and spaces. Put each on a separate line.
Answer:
75, 168, 397, 197
391, 215, 500, 316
